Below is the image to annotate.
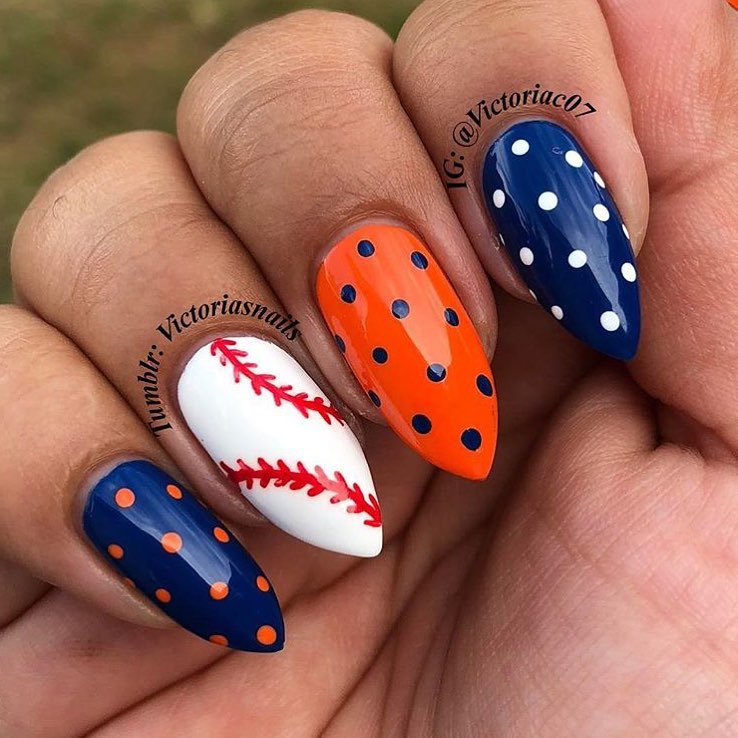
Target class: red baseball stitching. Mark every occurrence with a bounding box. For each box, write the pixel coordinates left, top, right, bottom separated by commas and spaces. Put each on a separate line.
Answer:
221, 458, 382, 528
210, 338, 344, 425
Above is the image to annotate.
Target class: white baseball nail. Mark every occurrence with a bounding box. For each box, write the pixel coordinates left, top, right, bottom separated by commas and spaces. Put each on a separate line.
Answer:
177, 336, 382, 557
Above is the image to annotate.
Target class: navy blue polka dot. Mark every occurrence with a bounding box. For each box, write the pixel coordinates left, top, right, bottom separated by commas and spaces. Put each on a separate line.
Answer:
427, 363, 447, 382
372, 347, 388, 364
392, 299, 410, 319
367, 391, 381, 407
357, 240, 375, 257
334, 335, 346, 353
476, 374, 493, 396
340, 285, 356, 303
444, 308, 459, 326
411, 251, 428, 269
461, 428, 482, 450
412, 414, 432, 434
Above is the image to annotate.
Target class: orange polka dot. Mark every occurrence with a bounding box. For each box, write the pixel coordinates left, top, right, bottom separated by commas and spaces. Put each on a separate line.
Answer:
123, 577, 135, 589
114, 487, 135, 508
213, 526, 230, 543
166, 484, 183, 499
161, 532, 182, 553
210, 582, 229, 600
255, 576, 270, 592
155, 588, 171, 603
107, 544, 124, 559
209, 635, 228, 646
256, 625, 277, 646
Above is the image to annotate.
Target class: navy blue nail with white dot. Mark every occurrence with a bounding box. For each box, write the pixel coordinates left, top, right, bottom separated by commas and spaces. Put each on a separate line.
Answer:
482, 120, 640, 360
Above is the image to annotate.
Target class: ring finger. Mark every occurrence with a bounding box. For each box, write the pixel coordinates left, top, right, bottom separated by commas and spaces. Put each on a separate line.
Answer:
11, 132, 382, 558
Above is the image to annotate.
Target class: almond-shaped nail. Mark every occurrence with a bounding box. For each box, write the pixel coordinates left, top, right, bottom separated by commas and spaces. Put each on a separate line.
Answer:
316, 224, 498, 480
482, 120, 641, 360
177, 336, 382, 557
83, 460, 284, 652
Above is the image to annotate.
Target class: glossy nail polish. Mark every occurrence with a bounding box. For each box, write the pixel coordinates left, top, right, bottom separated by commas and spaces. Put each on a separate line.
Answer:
178, 336, 381, 558
316, 224, 498, 480
83, 460, 284, 652
482, 120, 640, 360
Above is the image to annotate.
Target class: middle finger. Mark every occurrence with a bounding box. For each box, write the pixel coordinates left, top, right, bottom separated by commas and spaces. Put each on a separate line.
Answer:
177, 10, 500, 481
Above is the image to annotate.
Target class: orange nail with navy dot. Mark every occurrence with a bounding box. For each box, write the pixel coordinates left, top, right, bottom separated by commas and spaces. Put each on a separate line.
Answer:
317, 225, 498, 479
83, 460, 284, 652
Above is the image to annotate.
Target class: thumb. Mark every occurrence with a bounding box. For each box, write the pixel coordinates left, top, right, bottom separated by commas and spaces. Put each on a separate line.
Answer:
599, 0, 738, 455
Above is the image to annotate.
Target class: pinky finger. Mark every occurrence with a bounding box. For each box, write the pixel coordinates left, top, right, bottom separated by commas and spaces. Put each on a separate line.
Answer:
0, 306, 284, 653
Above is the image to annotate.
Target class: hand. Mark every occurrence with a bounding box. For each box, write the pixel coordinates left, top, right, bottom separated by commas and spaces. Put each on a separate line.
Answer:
2, 0, 737, 735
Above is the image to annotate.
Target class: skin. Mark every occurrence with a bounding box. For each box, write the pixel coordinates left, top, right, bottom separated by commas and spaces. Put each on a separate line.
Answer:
1, 0, 738, 735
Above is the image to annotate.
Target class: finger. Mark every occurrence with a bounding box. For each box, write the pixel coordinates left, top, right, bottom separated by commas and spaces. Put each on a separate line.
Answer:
11, 132, 386, 558
392, 0, 649, 360
177, 10, 499, 480
597, 1, 738, 453
0, 306, 283, 653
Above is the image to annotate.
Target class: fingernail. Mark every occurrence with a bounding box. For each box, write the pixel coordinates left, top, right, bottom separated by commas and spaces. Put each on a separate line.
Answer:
316, 224, 498, 480
177, 336, 382, 557
482, 120, 641, 360
83, 460, 284, 652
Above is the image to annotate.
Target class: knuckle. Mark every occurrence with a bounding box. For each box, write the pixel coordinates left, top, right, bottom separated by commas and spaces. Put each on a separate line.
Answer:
273, 8, 390, 42
12, 131, 176, 266
395, 0, 476, 74
0, 305, 67, 380
0, 309, 113, 429
395, 0, 544, 80
10, 131, 205, 314
179, 12, 392, 205
183, 8, 391, 115
201, 9, 391, 79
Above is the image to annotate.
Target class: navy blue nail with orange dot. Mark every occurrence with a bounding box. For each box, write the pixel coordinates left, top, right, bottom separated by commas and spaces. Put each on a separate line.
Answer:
482, 120, 641, 360
83, 460, 284, 652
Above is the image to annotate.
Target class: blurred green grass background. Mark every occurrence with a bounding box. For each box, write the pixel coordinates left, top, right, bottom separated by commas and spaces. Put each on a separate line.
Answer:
0, 0, 419, 303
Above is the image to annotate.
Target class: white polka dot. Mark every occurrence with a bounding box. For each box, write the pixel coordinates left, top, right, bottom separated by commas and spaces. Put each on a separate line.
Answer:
519, 247, 534, 265
622, 224, 630, 240
565, 150, 584, 168
538, 192, 558, 211
512, 139, 530, 155
551, 305, 564, 320
594, 172, 606, 188
499, 233, 505, 246
621, 263, 637, 282
568, 250, 587, 268
600, 311, 620, 331
593, 204, 610, 222
493, 189, 506, 208
529, 289, 537, 301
